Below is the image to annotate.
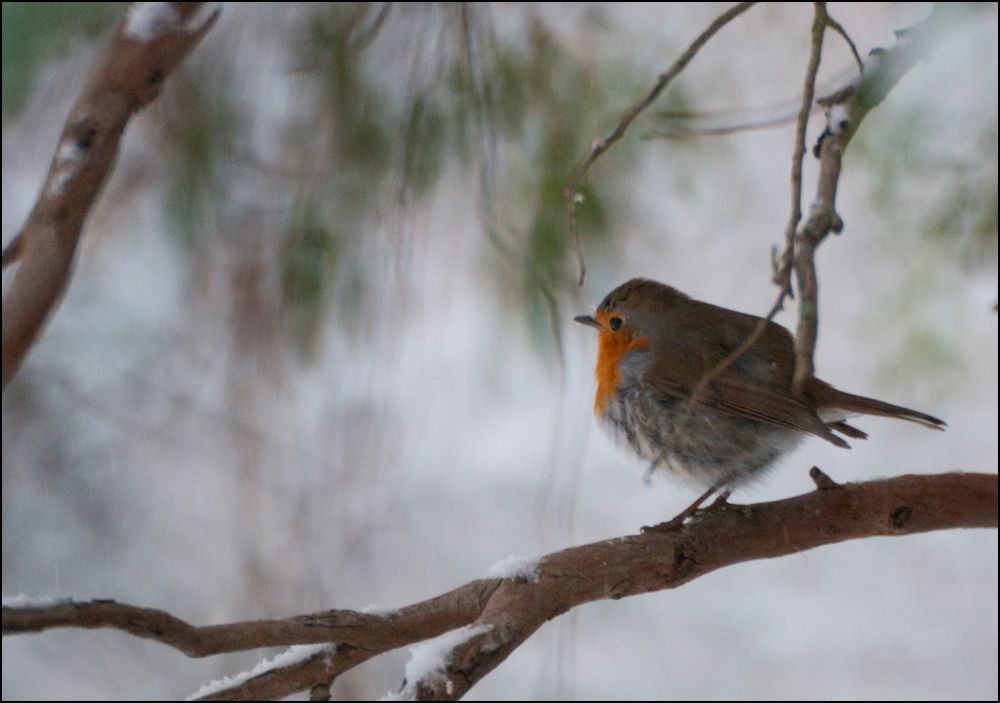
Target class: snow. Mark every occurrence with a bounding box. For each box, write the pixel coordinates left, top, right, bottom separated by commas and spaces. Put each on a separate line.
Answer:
56, 141, 85, 166
826, 104, 851, 135
486, 554, 540, 582
186, 643, 335, 700
380, 625, 492, 701
123, 2, 219, 42
124, 2, 180, 42
2, 4, 996, 701
45, 168, 73, 197
44, 139, 87, 196
862, 48, 884, 76
1, 595, 66, 609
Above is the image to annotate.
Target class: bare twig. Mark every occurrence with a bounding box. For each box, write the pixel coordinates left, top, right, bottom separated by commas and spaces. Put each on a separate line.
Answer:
685, 288, 790, 419
663, 6, 826, 453
604, 4, 932, 502
776, 1, 829, 392
563, 1, 756, 286
645, 109, 796, 139
825, 11, 864, 72
1, 2, 219, 389
3, 579, 501, 658
643, 64, 862, 140
644, 6, 921, 408
774, 2, 827, 300
792, 7, 930, 393
808, 465, 842, 490
4, 472, 996, 701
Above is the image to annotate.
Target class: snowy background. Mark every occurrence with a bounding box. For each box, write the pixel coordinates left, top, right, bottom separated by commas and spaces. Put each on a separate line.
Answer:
2, 3, 997, 700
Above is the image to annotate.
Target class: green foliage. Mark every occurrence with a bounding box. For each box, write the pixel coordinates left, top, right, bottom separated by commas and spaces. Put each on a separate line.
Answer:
2, 3, 123, 118
509, 21, 616, 348
305, 5, 393, 188
401, 96, 447, 200
160, 73, 240, 252
281, 210, 341, 359
490, 48, 529, 137
9, 3, 656, 366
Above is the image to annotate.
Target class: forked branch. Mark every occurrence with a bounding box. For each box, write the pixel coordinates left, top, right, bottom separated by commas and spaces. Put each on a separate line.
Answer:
4, 472, 995, 700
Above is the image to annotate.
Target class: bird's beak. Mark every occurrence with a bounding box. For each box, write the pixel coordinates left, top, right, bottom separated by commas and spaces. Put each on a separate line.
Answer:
574, 315, 602, 329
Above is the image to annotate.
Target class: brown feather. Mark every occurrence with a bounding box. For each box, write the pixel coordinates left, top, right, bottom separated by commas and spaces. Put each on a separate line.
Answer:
805, 378, 947, 430
591, 279, 944, 451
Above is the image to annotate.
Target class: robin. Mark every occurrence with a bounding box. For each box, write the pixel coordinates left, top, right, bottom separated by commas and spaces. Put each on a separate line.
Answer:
575, 278, 945, 528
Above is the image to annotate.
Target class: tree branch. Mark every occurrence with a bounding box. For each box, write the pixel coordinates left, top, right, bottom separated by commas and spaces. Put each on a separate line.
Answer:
774, 2, 827, 304
685, 2, 830, 425
1, 2, 219, 389
825, 11, 864, 72
790, 7, 929, 393
4, 471, 995, 700
646, 6, 928, 422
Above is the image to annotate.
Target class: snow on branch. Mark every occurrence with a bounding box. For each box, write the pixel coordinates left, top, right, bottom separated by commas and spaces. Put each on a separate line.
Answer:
3, 472, 996, 700
189, 644, 335, 700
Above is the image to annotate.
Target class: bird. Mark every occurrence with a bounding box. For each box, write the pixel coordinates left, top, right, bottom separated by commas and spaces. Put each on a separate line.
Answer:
574, 278, 945, 528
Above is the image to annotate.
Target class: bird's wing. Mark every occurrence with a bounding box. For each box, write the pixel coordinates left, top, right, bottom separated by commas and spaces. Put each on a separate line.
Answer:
646, 304, 849, 448
649, 368, 849, 448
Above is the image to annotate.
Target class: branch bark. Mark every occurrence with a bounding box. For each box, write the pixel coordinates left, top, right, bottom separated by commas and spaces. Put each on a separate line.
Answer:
1, 2, 219, 389
790, 6, 932, 392
4, 471, 995, 700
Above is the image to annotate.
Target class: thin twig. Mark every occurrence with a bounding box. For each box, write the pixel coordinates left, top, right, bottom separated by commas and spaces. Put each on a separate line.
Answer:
645, 110, 796, 139
685, 287, 790, 406
654, 4, 930, 462
643, 64, 859, 140
563, 1, 757, 286
773, 2, 827, 298
779, 1, 828, 392
825, 11, 864, 72
791, 4, 931, 392
667, 3, 827, 454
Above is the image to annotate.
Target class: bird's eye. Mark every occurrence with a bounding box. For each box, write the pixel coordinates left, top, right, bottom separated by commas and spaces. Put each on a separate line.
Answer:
609, 316, 623, 331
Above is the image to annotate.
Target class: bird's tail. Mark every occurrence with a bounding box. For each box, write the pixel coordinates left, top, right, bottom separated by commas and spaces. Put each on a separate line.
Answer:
808, 378, 947, 431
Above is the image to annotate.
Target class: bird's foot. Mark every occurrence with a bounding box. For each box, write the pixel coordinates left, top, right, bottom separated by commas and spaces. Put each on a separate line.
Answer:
640, 487, 734, 533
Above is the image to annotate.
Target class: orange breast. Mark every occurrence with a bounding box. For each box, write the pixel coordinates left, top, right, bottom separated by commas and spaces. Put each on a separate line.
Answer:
593, 329, 650, 415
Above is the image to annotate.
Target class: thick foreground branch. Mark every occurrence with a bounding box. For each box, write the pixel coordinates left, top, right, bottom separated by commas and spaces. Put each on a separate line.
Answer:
1, 2, 218, 389
4, 471, 995, 700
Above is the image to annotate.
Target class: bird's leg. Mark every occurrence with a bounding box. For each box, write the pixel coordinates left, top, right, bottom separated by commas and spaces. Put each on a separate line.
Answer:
641, 481, 725, 533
